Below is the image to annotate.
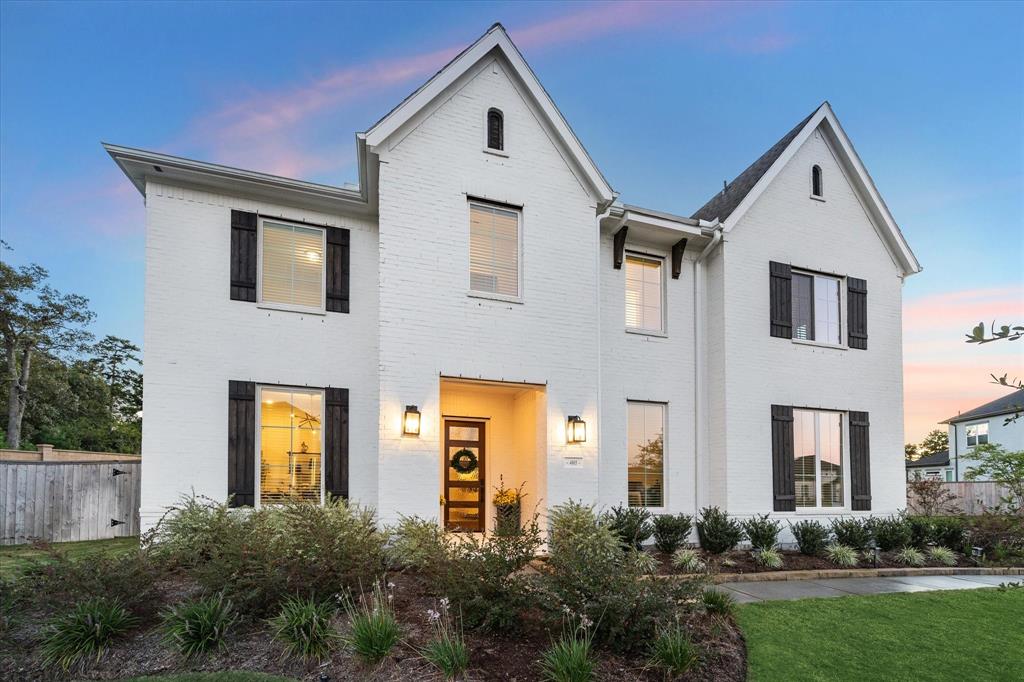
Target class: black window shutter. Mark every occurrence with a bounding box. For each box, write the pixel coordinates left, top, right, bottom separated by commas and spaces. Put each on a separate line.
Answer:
230, 210, 257, 302
850, 411, 871, 510
769, 261, 792, 338
325, 387, 349, 500
325, 227, 350, 314
227, 380, 256, 507
848, 277, 868, 350
771, 405, 796, 511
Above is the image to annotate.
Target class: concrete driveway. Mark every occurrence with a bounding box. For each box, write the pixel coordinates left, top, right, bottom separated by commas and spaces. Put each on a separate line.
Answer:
719, 574, 1023, 602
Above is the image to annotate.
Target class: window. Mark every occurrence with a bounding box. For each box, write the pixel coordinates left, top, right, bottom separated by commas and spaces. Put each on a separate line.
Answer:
966, 422, 989, 447
258, 387, 323, 505
793, 409, 844, 508
944, 470, 954, 482
628, 401, 664, 508
487, 108, 504, 151
811, 165, 823, 197
625, 254, 664, 332
469, 202, 520, 297
792, 271, 841, 344
260, 220, 325, 310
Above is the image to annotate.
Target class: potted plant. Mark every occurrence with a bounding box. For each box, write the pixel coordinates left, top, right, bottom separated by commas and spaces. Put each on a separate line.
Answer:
493, 477, 527, 536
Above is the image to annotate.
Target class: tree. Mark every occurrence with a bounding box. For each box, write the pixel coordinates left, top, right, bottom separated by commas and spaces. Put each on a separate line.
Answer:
918, 429, 949, 456
907, 477, 960, 516
966, 320, 1023, 424
89, 335, 142, 422
905, 443, 919, 461
0, 253, 95, 448
966, 444, 1024, 513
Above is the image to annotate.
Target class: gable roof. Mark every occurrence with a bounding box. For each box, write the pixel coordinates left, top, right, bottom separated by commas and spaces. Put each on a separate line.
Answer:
906, 450, 950, 468
691, 102, 921, 276
361, 23, 615, 209
942, 389, 1024, 425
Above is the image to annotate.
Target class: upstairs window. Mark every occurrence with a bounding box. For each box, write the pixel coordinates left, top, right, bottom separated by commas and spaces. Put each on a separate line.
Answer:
625, 254, 664, 333
487, 108, 504, 151
792, 271, 841, 344
966, 422, 989, 448
259, 219, 325, 311
811, 165, 823, 198
469, 201, 520, 297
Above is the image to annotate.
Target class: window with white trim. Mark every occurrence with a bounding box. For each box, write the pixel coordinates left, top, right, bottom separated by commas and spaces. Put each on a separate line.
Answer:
627, 401, 664, 508
811, 165, 823, 198
625, 254, 664, 333
260, 219, 325, 310
792, 271, 841, 344
966, 422, 989, 448
258, 386, 323, 505
469, 202, 520, 297
793, 409, 844, 508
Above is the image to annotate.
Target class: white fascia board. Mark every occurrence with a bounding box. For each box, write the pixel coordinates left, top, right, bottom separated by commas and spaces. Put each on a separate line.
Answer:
362, 24, 615, 208
719, 104, 921, 276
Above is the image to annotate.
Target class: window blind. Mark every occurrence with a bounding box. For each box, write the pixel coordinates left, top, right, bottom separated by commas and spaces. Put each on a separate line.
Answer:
625, 256, 663, 331
469, 203, 519, 297
261, 221, 324, 309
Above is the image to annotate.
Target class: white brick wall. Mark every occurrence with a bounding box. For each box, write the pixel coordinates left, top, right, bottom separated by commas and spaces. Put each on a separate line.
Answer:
141, 183, 378, 528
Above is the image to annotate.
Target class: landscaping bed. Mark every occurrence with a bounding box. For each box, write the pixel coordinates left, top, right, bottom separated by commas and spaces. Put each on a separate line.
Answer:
650, 547, 977, 575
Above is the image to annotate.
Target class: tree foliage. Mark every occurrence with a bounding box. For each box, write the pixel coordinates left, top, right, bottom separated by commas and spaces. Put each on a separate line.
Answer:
966, 444, 1024, 513
919, 429, 948, 456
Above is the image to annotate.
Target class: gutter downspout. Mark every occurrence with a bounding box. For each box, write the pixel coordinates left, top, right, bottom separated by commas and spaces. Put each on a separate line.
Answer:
595, 204, 615, 506
694, 222, 723, 517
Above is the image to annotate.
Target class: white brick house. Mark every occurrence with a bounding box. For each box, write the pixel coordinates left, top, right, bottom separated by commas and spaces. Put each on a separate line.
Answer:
106, 24, 921, 535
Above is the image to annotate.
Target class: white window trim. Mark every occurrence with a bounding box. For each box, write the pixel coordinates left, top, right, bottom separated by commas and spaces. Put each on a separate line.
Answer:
256, 217, 328, 315
791, 268, 845, 349
965, 421, 989, 449
791, 408, 850, 514
254, 384, 326, 509
624, 250, 667, 336
467, 200, 524, 302
627, 400, 668, 511
483, 107, 507, 155
810, 164, 825, 201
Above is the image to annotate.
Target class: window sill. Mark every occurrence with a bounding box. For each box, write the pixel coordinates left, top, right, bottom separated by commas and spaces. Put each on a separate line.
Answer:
792, 338, 846, 351
482, 148, 509, 158
467, 290, 523, 305
257, 303, 326, 316
810, 194, 826, 202
625, 328, 667, 339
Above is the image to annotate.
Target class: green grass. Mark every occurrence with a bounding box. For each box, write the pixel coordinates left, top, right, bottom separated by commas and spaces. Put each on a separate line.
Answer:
115, 674, 298, 682
738, 588, 1024, 681
0, 537, 137, 578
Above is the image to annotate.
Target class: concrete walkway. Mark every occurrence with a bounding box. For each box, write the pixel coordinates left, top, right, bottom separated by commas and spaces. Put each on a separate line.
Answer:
719, 574, 1023, 603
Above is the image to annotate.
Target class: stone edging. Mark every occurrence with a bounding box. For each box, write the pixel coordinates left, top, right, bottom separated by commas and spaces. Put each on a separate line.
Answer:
710, 566, 1024, 584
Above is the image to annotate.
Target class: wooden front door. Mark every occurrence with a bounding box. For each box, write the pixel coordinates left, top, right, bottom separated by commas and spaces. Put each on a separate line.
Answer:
444, 420, 485, 532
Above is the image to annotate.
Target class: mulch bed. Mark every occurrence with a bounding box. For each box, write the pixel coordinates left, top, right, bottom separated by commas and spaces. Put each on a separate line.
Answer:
651, 547, 975, 575
0, 571, 746, 682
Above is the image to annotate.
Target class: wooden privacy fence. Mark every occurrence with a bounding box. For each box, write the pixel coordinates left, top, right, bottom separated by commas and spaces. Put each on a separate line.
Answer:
907, 480, 1012, 515
0, 457, 141, 545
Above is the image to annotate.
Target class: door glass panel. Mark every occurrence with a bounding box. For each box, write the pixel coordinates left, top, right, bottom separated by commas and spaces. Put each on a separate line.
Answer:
448, 507, 481, 531
448, 487, 481, 502
448, 446, 480, 481
448, 425, 480, 440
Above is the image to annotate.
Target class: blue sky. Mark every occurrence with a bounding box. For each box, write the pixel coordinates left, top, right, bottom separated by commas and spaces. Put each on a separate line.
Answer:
1, 1, 1021, 439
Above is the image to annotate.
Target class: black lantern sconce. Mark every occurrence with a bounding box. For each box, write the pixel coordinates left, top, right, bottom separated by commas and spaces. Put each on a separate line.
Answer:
403, 405, 421, 436
566, 415, 587, 444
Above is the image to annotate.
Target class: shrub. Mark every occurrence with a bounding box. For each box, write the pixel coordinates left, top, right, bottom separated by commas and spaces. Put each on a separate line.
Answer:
870, 515, 913, 552
344, 582, 401, 664
421, 598, 469, 680
161, 593, 236, 657
540, 501, 703, 654
754, 547, 783, 569
672, 548, 706, 573
146, 494, 239, 566
41, 598, 138, 670
930, 516, 967, 551
539, 616, 595, 682
24, 546, 160, 616
907, 516, 934, 549
604, 504, 653, 551
789, 520, 830, 556
830, 517, 872, 551
387, 515, 451, 572
927, 546, 957, 567
965, 512, 1024, 556
648, 621, 700, 677
696, 507, 743, 554
907, 478, 960, 516
652, 513, 693, 554
700, 588, 735, 616
894, 547, 926, 567
270, 595, 338, 661
742, 514, 782, 550
824, 543, 858, 568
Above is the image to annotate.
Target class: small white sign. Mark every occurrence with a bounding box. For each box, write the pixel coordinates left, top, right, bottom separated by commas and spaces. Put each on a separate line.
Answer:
563, 456, 583, 469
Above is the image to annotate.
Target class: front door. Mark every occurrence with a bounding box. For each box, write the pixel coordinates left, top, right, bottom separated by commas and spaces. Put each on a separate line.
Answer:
443, 420, 485, 532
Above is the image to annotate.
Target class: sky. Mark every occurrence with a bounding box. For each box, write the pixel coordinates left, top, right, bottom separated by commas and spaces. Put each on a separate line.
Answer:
1, 0, 1021, 443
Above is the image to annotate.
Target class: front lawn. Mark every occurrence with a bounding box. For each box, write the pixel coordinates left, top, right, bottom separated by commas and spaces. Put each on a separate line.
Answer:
0, 537, 137, 577
738, 587, 1024, 681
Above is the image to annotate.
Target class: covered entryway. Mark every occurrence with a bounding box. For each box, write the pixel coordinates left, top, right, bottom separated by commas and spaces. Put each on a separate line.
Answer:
439, 378, 546, 533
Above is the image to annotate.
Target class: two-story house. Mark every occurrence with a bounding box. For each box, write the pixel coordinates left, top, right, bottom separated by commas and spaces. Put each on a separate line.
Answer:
107, 24, 921, 536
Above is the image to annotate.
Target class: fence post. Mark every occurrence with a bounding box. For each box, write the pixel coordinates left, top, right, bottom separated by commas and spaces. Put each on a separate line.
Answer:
36, 444, 55, 461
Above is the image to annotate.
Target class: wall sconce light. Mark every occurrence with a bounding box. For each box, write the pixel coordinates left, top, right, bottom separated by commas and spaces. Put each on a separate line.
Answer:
566, 415, 587, 444
403, 405, 421, 436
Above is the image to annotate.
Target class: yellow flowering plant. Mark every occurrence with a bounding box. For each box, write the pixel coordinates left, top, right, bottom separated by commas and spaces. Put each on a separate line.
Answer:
492, 476, 527, 506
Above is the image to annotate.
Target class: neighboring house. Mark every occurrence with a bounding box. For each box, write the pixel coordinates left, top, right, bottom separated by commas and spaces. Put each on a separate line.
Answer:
106, 24, 921, 534
941, 390, 1024, 482
905, 450, 953, 482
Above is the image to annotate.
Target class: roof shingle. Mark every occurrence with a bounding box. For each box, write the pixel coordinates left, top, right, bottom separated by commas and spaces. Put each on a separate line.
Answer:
942, 389, 1024, 424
